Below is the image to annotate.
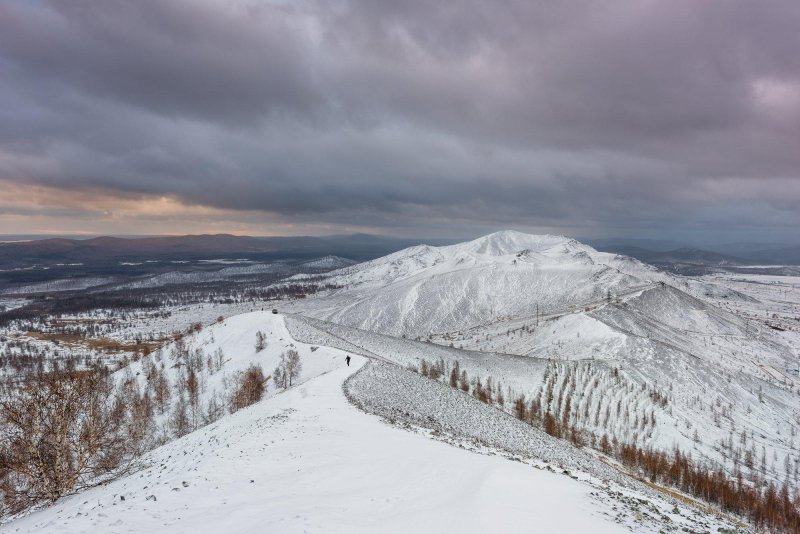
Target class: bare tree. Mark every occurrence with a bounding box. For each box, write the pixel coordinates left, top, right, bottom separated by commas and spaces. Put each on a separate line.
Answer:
130, 390, 154, 449
171, 392, 190, 438
153, 366, 172, 415
203, 393, 224, 425
214, 348, 225, 371
273, 365, 285, 389
0, 368, 133, 510
186, 368, 200, 430
255, 331, 266, 353
230, 364, 267, 412
449, 361, 460, 388
273, 350, 301, 389
459, 370, 469, 392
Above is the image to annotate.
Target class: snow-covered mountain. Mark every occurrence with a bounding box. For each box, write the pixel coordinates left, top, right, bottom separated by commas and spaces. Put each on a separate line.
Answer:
289, 231, 665, 336
288, 230, 747, 337
285, 231, 799, 490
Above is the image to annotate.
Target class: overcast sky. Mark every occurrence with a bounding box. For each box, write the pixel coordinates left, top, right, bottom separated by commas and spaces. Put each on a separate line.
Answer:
0, 0, 798, 244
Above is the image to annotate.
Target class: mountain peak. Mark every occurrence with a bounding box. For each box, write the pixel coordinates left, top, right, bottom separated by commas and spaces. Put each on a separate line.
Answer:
457, 230, 581, 256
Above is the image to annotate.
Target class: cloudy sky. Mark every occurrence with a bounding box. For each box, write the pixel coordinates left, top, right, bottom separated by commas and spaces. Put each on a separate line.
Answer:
0, 0, 798, 244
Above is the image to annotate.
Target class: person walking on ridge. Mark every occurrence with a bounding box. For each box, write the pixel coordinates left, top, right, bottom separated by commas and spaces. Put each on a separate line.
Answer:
345, 355, 351, 366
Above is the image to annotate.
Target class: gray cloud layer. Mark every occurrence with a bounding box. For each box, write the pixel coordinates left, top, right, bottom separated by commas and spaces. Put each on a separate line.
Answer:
0, 0, 798, 241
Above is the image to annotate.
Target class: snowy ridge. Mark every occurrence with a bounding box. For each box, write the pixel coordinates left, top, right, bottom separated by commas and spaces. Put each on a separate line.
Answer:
345, 361, 740, 532
3, 311, 741, 533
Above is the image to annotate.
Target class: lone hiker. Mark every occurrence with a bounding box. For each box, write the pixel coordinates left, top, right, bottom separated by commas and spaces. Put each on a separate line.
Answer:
345, 355, 351, 366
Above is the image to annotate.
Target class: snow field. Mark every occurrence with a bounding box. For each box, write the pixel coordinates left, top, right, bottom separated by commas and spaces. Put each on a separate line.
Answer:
8, 348, 636, 533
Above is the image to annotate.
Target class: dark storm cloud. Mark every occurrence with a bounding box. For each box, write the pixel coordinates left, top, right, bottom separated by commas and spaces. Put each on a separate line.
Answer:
0, 0, 320, 123
0, 0, 798, 240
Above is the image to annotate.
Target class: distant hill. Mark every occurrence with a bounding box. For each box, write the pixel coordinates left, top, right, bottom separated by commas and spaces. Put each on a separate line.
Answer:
0, 233, 437, 270
607, 246, 745, 266
746, 246, 800, 265
593, 239, 800, 266
595, 244, 800, 274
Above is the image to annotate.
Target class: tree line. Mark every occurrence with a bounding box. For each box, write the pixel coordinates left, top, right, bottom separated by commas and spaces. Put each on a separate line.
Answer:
416, 357, 800, 533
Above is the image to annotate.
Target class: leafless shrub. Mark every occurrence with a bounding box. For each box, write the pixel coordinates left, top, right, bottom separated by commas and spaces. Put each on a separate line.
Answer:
229, 364, 267, 412
0, 368, 137, 512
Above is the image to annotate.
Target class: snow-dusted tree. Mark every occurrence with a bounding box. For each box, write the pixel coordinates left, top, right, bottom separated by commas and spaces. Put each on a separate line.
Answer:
170, 338, 189, 365
599, 434, 612, 454
286, 350, 301, 386
172, 392, 190, 438
153, 366, 172, 415
255, 331, 266, 352
419, 360, 429, 377
274, 350, 302, 388
187, 367, 200, 430
124, 395, 149, 453
428, 359, 443, 381
459, 370, 469, 392
124, 378, 152, 451
449, 361, 460, 388
514, 395, 527, 420
0, 368, 131, 508
543, 410, 560, 438
273, 365, 285, 389
204, 393, 224, 425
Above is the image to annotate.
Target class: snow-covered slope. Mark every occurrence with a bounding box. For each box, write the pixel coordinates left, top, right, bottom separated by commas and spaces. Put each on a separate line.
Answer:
6, 313, 741, 534
280, 231, 800, 491
1, 277, 115, 295
296, 255, 356, 270
5, 360, 622, 534
113, 311, 346, 441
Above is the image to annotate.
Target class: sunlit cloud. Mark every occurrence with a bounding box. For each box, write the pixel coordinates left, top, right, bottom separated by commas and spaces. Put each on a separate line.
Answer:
0, 179, 375, 236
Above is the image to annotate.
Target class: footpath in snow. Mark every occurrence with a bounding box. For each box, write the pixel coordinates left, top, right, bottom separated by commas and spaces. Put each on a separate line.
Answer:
6, 353, 628, 533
